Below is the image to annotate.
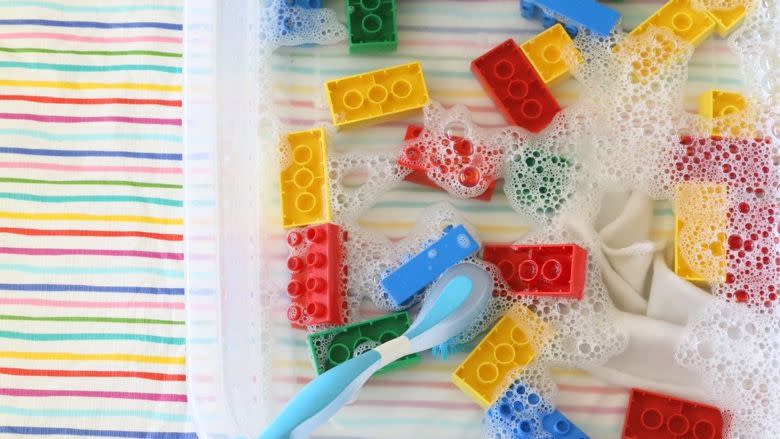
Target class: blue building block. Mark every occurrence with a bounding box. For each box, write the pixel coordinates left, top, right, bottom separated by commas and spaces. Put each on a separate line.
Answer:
488, 381, 590, 439
381, 224, 479, 306
520, 0, 619, 36
287, 0, 322, 7
541, 410, 589, 439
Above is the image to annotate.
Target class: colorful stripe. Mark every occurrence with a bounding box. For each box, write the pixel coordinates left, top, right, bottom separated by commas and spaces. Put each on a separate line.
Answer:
0, 192, 181, 206
0, 283, 183, 294
0, 2, 182, 13
0, 405, 188, 422
0, 426, 195, 439
0, 178, 182, 189
0, 113, 181, 125
0, 315, 183, 325
0, 211, 182, 224
0, 147, 181, 160
0, 79, 181, 91
0, 61, 181, 73
0, 227, 182, 240
0, 351, 184, 364
0, 19, 181, 30
0, 32, 181, 44
0, 95, 182, 105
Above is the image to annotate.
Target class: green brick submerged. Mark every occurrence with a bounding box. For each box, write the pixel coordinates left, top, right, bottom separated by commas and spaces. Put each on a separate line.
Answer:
307, 311, 420, 375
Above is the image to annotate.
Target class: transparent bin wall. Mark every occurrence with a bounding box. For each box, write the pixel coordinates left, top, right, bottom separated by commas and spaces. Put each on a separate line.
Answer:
183, 1, 752, 439
184, 0, 287, 437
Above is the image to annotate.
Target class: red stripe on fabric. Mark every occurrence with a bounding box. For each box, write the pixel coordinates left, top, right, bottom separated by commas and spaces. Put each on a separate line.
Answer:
0, 367, 185, 381
0, 227, 182, 241
0, 388, 187, 402
0, 95, 181, 106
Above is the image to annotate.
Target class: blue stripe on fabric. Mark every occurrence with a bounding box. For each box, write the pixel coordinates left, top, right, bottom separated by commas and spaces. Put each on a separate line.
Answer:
0, 331, 184, 345
0, 284, 184, 295
0, 61, 181, 73
0, 426, 196, 439
0, 405, 188, 422
0, 19, 182, 30
0, 1, 183, 13
0, 146, 181, 160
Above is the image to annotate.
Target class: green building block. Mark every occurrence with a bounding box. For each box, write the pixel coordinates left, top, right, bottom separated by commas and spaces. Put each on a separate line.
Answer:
507, 149, 573, 217
307, 311, 420, 375
347, 0, 397, 53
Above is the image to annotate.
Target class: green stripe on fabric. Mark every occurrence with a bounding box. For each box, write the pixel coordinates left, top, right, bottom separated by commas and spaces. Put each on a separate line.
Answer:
0, 315, 183, 325
0, 405, 188, 422
0, 330, 184, 345
0, 47, 181, 58
0, 178, 181, 189
0, 263, 183, 278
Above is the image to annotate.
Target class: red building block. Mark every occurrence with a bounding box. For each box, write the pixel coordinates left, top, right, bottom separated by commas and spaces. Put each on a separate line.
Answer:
471, 39, 561, 133
398, 124, 498, 201
286, 223, 347, 328
482, 243, 587, 299
622, 388, 724, 439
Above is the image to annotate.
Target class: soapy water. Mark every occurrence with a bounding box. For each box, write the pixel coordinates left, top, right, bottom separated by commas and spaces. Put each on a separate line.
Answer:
259, 0, 780, 437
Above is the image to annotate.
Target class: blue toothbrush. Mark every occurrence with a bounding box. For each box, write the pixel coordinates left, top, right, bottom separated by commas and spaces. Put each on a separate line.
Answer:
259, 262, 492, 439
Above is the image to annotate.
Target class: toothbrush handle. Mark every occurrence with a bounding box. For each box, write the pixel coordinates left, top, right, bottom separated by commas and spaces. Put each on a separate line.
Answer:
259, 350, 382, 439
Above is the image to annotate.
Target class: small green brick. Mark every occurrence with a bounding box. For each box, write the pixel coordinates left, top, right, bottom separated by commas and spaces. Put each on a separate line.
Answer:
307, 311, 420, 375
507, 149, 573, 216
347, 0, 397, 54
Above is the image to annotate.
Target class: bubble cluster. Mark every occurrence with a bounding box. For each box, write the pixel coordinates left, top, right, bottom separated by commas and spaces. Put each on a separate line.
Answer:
677, 301, 780, 439
260, 0, 346, 48
398, 103, 506, 199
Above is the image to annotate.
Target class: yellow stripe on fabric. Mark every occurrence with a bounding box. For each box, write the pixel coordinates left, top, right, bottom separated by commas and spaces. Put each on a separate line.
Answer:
0, 351, 184, 364
0, 211, 182, 225
0, 79, 181, 92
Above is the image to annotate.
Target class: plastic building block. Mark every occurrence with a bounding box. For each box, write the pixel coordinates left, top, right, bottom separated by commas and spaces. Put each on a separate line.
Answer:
520, 24, 583, 85
622, 388, 724, 439
521, 0, 620, 36
699, 89, 745, 119
482, 243, 587, 299
704, 2, 748, 37
520, 0, 579, 38
472, 39, 561, 133
451, 314, 538, 408
286, 0, 322, 8
628, 0, 715, 47
325, 62, 429, 128
286, 223, 347, 328
541, 409, 590, 439
506, 148, 573, 216
398, 124, 499, 201
380, 224, 479, 306
347, 0, 397, 53
307, 311, 420, 375
279, 128, 331, 228
699, 89, 746, 136
674, 183, 727, 283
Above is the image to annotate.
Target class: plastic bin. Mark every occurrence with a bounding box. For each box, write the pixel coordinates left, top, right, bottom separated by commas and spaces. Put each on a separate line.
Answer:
182, 1, 749, 438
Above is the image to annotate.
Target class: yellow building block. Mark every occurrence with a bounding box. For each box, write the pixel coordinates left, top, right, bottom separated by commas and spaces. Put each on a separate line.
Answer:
520, 24, 583, 86
629, 0, 716, 47
674, 183, 727, 283
325, 62, 429, 128
451, 307, 549, 409
279, 128, 331, 228
699, 89, 747, 136
704, 2, 747, 37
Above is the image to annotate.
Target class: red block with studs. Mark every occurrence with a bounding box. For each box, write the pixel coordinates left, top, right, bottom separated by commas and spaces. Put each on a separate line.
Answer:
622, 388, 724, 439
286, 223, 347, 328
398, 124, 498, 201
471, 38, 561, 133
482, 243, 587, 299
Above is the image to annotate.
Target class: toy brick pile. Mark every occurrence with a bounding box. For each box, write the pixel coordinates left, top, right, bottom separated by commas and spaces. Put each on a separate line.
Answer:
275, 0, 756, 437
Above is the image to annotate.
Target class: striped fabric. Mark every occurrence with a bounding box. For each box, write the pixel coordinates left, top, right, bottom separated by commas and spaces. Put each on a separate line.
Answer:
266, 1, 742, 439
0, 1, 191, 438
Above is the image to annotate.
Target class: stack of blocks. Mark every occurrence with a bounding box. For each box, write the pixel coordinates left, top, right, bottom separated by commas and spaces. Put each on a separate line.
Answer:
471, 24, 582, 133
